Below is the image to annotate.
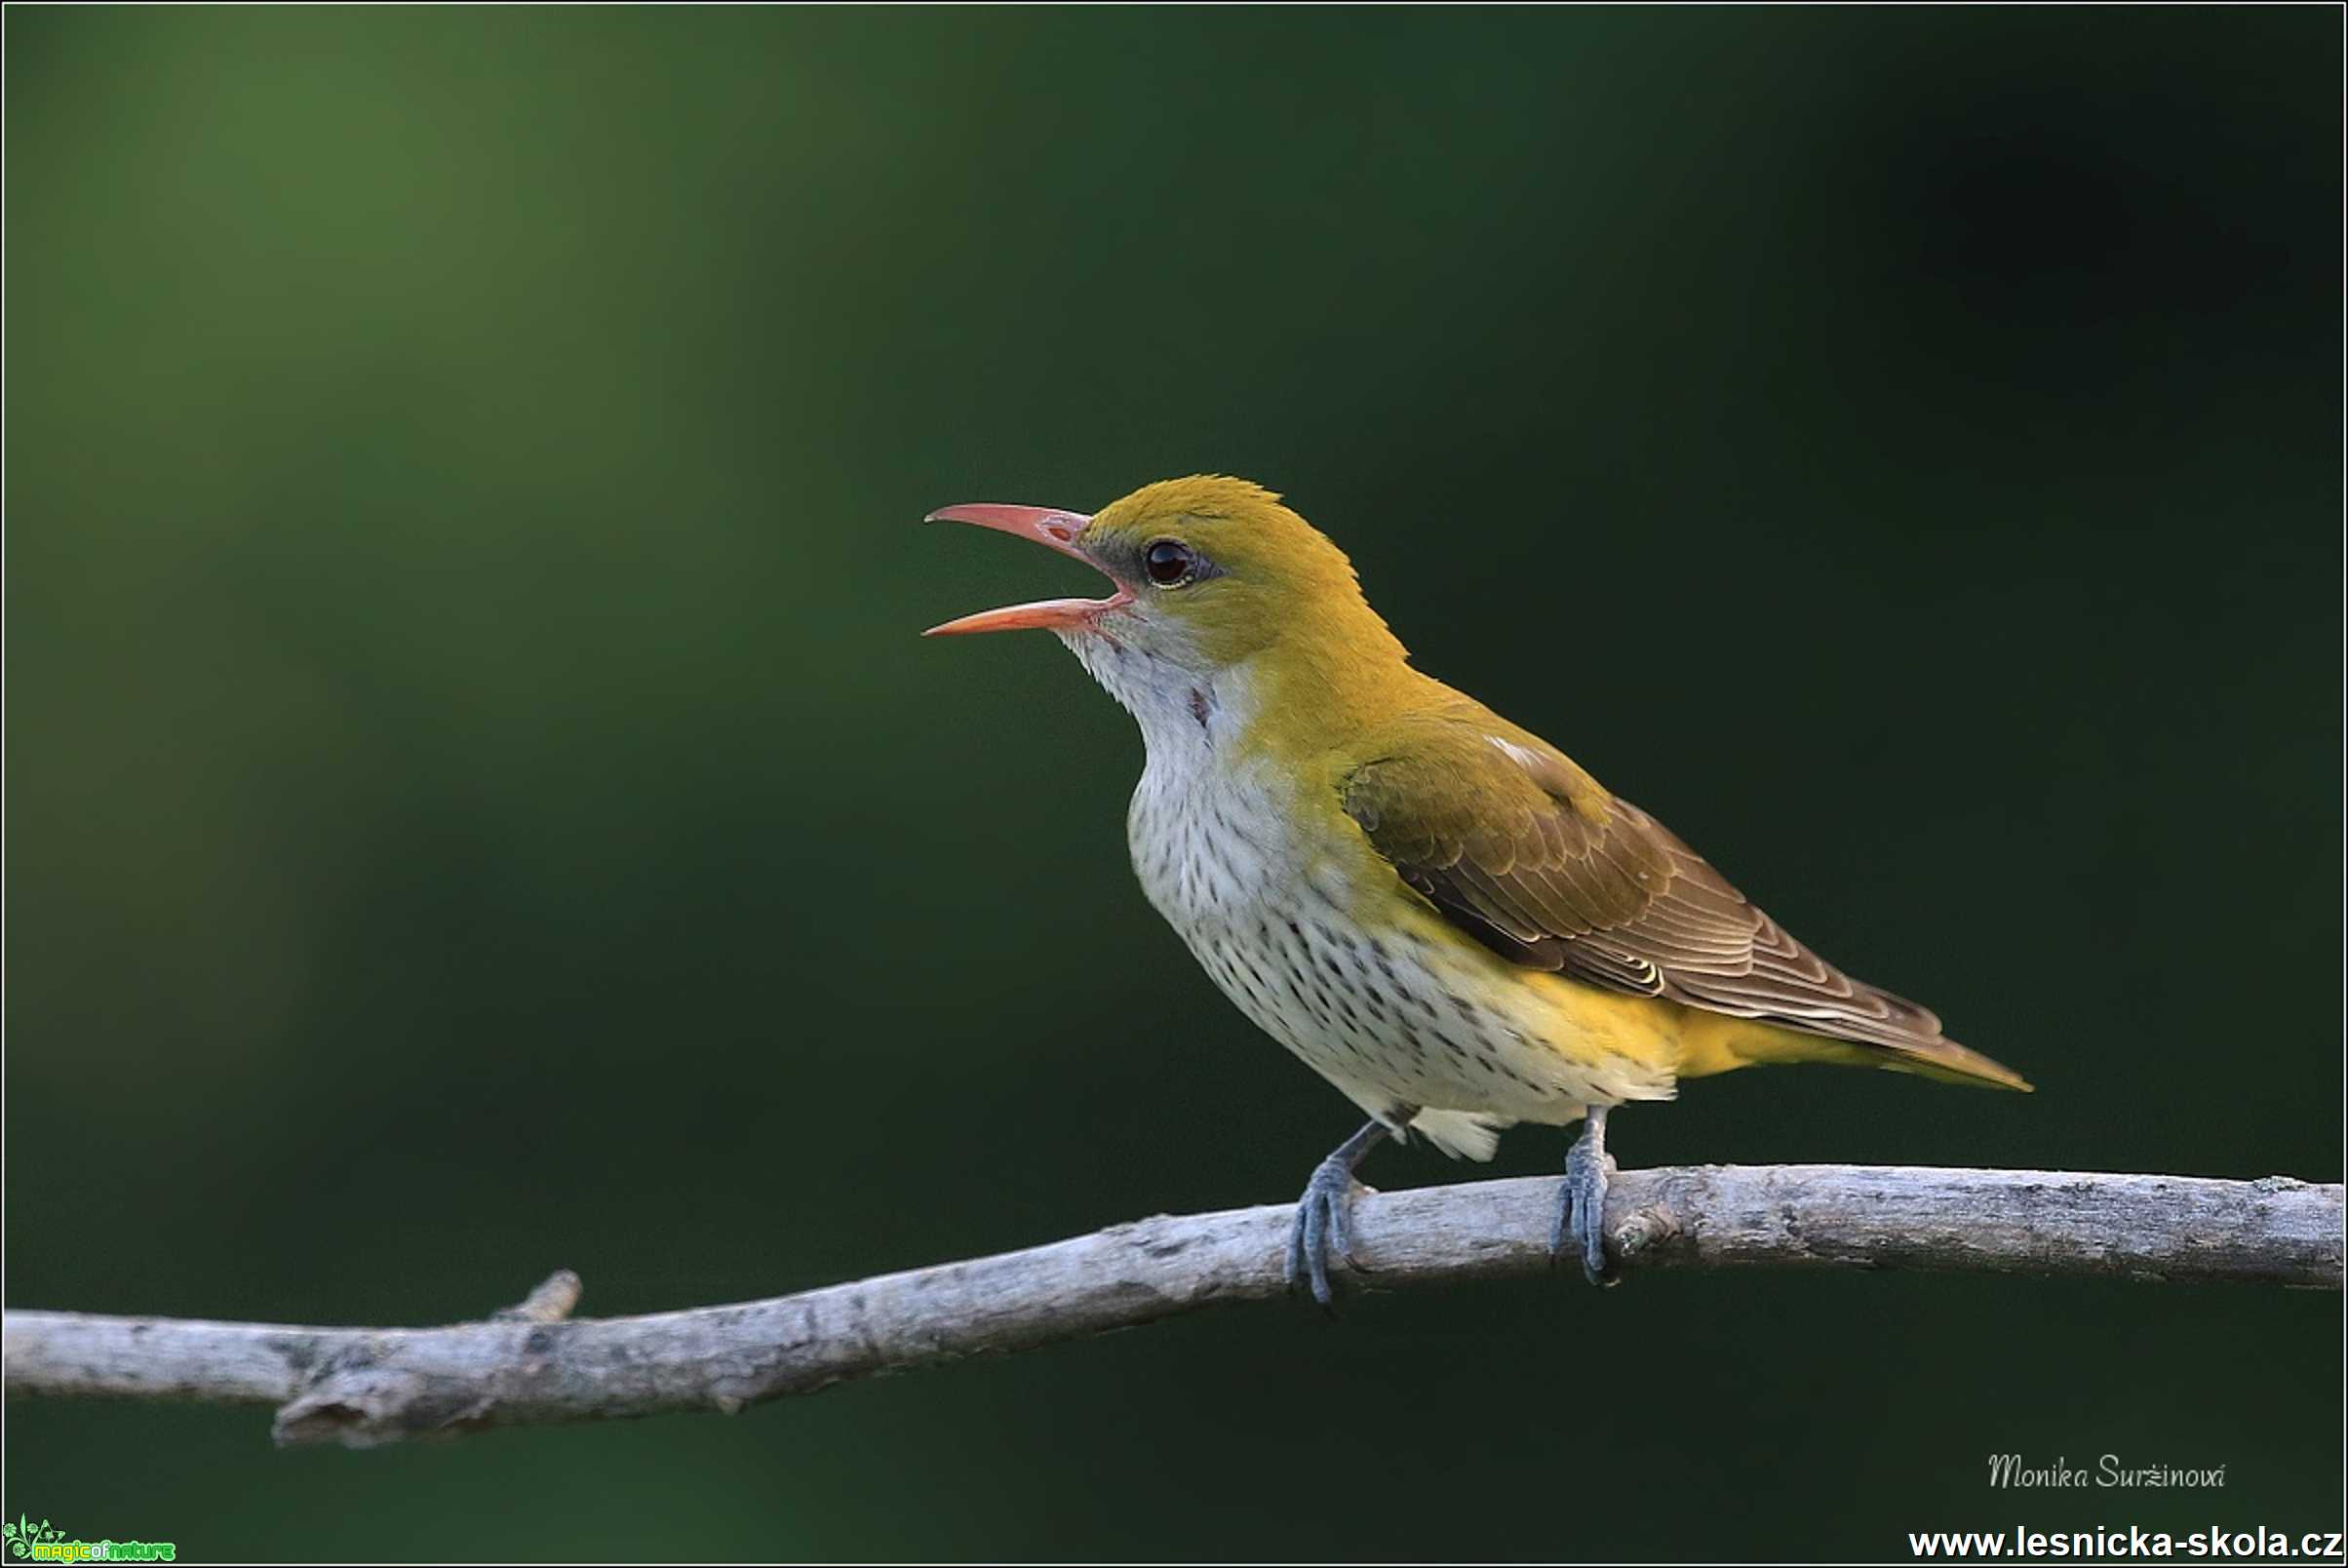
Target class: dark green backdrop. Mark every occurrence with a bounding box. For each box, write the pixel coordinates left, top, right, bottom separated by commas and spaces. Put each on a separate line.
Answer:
6, 8, 2340, 1562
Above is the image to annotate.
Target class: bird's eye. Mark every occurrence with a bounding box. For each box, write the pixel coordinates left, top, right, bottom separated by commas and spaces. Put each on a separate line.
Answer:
1144, 539, 1197, 587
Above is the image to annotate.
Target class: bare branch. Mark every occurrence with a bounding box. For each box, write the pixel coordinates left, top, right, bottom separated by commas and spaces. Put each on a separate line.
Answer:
5, 1164, 2337, 1449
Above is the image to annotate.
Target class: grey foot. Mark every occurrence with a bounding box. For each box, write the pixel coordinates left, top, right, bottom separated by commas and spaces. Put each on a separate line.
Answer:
1284, 1119, 1389, 1310
1550, 1106, 1620, 1286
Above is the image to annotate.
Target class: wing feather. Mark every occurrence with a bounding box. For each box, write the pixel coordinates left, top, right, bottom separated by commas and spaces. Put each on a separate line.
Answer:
1337, 714, 1972, 1060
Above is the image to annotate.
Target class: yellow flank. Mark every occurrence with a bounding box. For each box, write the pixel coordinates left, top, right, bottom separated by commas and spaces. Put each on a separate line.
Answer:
1377, 884, 1687, 1081
1380, 876, 2033, 1101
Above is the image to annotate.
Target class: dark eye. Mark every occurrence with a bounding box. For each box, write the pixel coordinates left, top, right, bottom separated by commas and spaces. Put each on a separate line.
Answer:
1144, 539, 1196, 587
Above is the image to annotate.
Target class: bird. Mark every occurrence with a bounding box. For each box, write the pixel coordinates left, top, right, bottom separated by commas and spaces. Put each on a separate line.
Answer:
923, 476, 2029, 1302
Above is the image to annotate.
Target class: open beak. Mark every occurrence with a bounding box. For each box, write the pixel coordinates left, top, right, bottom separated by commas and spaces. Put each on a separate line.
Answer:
921, 503, 1132, 636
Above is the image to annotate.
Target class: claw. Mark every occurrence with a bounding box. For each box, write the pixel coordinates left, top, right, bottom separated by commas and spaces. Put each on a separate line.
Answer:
1286, 1156, 1358, 1309
1550, 1106, 1621, 1287
1284, 1119, 1389, 1311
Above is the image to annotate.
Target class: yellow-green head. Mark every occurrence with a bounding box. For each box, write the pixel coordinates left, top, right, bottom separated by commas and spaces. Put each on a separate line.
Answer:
923, 476, 1409, 698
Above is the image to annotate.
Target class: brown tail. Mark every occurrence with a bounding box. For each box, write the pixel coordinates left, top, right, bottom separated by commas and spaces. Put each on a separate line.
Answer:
1680, 1011, 2034, 1091
1858, 1032, 2035, 1092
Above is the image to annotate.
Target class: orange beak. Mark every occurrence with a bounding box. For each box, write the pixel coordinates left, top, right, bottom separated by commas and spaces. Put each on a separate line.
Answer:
921, 503, 1132, 637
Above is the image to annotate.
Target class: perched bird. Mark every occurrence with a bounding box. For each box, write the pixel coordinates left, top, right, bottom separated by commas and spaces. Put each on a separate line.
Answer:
924, 477, 2029, 1301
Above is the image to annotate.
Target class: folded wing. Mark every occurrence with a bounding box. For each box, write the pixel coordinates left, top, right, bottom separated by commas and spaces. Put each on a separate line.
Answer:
1337, 711, 2028, 1088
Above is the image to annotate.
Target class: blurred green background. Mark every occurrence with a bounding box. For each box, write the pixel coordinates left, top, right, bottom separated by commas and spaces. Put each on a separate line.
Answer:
6, 7, 2339, 1561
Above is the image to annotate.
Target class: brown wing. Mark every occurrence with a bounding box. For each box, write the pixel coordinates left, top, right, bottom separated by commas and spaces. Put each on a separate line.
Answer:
1337, 715, 1957, 1055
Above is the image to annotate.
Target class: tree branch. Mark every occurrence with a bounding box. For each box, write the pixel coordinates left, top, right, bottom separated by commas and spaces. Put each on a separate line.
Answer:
6, 1164, 2337, 1448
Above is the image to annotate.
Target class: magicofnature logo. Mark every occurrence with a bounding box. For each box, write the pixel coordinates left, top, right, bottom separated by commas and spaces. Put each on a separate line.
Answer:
2, 1516, 175, 1563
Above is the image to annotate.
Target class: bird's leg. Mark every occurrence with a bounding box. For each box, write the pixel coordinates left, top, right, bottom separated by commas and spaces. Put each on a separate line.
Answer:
1552, 1105, 1621, 1286
1285, 1118, 1391, 1309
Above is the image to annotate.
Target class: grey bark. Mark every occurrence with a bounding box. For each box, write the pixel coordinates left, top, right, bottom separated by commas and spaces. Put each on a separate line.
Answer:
5, 1164, 2337, 1449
